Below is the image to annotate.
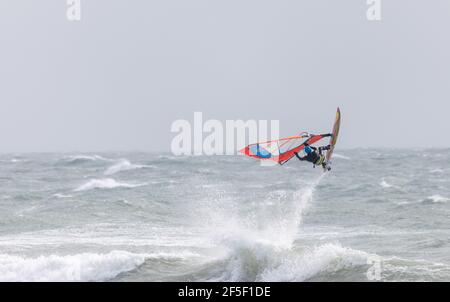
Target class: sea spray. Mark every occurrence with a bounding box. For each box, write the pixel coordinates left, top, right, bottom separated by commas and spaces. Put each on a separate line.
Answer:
198, 174, 329, 281
200, 174, 325, 249
287, 174, 326, 244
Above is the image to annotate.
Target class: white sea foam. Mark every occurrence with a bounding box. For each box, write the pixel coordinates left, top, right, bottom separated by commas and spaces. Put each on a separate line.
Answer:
10, 158, 26, 163
380, 179, 400, 189
117, 199, 132, 205
260, 243, 370, 282
157, 155, 182, 160
425, 195, 450, 203
104, 160, 154, 175
214, 242, 371, 282
237, 241, 450, 282
63, 155, 111, 164
214, 176, 323, 249
53, 193, 73, 199
74, 178, 146, 192
0, 250, 195, 282
199, 175, 385, 281
380, 180, 393, 188
0, 224, 212, 249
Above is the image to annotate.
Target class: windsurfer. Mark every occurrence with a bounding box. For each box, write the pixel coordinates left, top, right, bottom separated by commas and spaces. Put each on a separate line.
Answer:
294, 134, 332, 170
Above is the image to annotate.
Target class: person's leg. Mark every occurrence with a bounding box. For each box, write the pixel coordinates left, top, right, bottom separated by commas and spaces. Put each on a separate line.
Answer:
322, 161, 331, 171
318, 145, 330, 155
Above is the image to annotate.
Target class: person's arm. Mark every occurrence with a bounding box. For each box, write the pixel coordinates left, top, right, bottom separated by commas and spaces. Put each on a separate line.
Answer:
294, 152, 305, 161
304, 142, 317, 151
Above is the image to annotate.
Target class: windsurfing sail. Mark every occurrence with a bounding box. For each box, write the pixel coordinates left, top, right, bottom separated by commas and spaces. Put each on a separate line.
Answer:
240, 133, 328, 165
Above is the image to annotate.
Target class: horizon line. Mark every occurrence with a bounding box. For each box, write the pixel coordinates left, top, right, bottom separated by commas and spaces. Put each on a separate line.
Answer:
1, 146, 450, 154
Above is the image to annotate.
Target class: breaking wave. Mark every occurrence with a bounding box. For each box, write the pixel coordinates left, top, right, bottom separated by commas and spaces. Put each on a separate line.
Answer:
210, 242, 370, 282
0, 251, 194, 282
74, 178, 146, 192
104, 160, 154, 175
62, 155, 112, 165
195, 175, 363, 282
204, 239, 450, 281
195, 173, 446, 282
380, 180, 393, 188
423, 195, 450, 203
380, 179, 400, 189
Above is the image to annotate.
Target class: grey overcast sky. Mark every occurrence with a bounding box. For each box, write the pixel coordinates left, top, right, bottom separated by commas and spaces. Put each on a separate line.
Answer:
0, 0, 449, 152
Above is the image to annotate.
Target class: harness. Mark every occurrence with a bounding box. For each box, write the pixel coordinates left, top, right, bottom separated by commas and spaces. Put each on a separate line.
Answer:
314, 155, 326, 167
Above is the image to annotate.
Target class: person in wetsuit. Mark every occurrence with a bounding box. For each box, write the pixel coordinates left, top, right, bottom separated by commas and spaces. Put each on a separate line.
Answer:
294, 134, 332, 170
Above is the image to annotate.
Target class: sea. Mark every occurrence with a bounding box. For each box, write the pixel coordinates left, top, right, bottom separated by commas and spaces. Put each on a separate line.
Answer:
0, 149, 449, 282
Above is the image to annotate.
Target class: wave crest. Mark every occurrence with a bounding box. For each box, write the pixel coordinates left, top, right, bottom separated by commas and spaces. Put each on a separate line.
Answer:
380, 179, 401, 189
62, 155, 111, 165
423, 195, 449, 203
210, 243, 370, 282
74, 178, 146, 192
0, 251, 146, 282
104, 160, 154, 175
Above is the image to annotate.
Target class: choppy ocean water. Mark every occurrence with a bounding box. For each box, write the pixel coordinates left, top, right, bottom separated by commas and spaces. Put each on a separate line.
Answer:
0, 149, 449, 282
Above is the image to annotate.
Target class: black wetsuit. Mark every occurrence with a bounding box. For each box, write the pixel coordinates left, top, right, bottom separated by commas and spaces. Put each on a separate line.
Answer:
296, 146, 320, 163
295, 144, 330, 165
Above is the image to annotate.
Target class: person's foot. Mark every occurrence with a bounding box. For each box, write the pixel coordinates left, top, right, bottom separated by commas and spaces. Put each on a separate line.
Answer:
323, 162, 332, 171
